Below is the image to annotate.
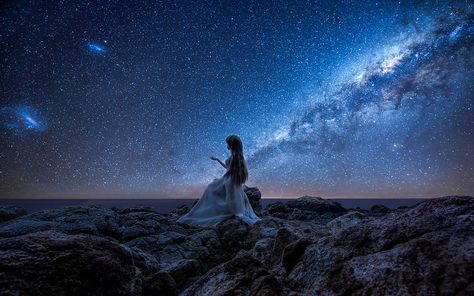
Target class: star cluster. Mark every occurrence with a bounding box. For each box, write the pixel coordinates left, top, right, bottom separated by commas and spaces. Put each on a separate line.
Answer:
0, 1, 472, 198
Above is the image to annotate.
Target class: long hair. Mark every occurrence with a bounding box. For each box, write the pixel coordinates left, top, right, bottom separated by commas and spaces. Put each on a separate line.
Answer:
224, 134, 248, 185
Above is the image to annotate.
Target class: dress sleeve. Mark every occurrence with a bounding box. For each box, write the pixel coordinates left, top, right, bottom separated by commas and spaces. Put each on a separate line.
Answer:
225, 156, 232, 167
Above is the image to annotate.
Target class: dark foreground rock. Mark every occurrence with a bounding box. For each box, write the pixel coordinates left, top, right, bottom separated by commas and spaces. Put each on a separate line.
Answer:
0, 194, 472, 296
181, 251, 285, 296
263, 195, 347, 223
0, 205, 27, 223
288, 196, 474, 295
244, 185, 262, 215
0, 230, 158, 296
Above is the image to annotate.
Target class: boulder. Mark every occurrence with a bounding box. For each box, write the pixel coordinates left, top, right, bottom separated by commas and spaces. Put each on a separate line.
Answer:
326, 211, 367, 234
167, 204, 190, 220
1, 195, 472, 296
251, 238, 275, 267
369, 204, 392, 216
0, 231, 147, 295
270, 228, 299, 266
180, 251, 285, 296
288, 196, 474, 295
264, 196, 347, 223
0, 205, 122, 239
281, 238, 312, 273
216, 216, 252, 252
0, 205, 27, 223
244, 185, 262, 214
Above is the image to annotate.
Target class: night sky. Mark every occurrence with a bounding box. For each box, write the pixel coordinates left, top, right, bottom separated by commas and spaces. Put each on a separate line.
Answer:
1, 1, 473, 199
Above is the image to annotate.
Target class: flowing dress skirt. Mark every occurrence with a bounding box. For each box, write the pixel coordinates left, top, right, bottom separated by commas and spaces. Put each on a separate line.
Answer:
177, 174, 261, 227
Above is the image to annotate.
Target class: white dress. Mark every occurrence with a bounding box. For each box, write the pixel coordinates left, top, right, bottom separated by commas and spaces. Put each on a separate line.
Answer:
177, 156, 261, 227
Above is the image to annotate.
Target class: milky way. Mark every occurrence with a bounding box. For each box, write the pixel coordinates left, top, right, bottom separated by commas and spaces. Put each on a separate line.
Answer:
0, 1, 472, 198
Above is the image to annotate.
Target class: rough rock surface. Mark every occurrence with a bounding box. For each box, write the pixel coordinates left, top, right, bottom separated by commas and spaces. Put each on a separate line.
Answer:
0, 205, 27, 223
288, 196, 474, 295
263, 196, 347, 223
243, 185, 262, 215
0, 193, 472, 296
180, 251, 285, 296
0, 230, 159, 296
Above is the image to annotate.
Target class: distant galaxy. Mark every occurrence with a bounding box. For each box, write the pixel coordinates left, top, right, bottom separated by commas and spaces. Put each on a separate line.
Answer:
0, 1, 472, 198
0, 106, 47, 134
86, 42, 107, 55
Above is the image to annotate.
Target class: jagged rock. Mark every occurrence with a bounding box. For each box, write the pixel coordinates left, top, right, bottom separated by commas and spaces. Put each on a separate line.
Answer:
251, 238, 275, 267
286, 196, 347, 221
0, 205, 122, 239
244, 185, 262, 214
369, 204, 392, 216
288, 196, 474, 295
216, 217, 252, 252
1, 195, 472, 296
168, 204, 190, 220
264, 202, 290, 219
0, 230, 148, 296
118, 209, 168, 241
164, 259, 201, 289
270, 228, 299, 266
180, 251, 284, 296
326, 211, 367, 234
0, 204, 191, 243
247, 216, 328, 247
264, 196, 347, 223
142, 272, 177, 296
0, 205, 27, 223
281, 238, 312, 273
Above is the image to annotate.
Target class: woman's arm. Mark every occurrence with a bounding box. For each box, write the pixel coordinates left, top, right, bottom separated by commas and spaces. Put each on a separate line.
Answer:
210, 156, 227, 169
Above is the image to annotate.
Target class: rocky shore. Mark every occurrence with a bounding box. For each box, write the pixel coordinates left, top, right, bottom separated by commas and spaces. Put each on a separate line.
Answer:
0, 188, 472, 295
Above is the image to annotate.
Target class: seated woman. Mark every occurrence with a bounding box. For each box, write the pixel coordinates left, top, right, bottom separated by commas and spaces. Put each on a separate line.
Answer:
177, 134, 261, 227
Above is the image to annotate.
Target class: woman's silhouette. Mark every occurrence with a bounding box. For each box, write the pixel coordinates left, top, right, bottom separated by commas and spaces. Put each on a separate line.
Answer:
177, 134, 261, 227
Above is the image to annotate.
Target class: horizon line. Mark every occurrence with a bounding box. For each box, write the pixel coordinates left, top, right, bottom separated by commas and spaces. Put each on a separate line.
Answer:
0, 195, 456, 200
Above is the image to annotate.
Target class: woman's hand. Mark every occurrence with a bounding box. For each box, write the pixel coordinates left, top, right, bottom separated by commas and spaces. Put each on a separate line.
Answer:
211, 156, 228, 169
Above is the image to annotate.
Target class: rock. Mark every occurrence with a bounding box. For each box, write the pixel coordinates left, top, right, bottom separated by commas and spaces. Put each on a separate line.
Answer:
251, 238, 275, 267
0, 230, 147, 296
118, 209, 167, 241
281, 238, 312, 273
1, 195, 472, 296
0, 204, 191, 243
286, 196, 347, 221
247, 216, 328, 247
264, 196, 347, 223
163, 259, 201, 289
142, 272, 177, 296
288, 196, 474, 295
126, 226, 233, 292
167, 204, 190, 220
180, 251, 284, 296
263, 202, 290, 219
0, 205, 27, 223
244, 185, 262, 214
0, 205, 122, 239
369, 204, 392, 216
216, 217, 252, 253
270, 228, 299, 266
326, 211, 367, 234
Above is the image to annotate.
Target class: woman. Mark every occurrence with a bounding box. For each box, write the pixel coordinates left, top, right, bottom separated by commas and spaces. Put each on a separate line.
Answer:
177, 134, 261, 227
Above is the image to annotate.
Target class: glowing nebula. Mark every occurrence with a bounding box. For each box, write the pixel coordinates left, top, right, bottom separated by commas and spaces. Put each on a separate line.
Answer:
0, 106, 47, 133
86, 42, 107, 55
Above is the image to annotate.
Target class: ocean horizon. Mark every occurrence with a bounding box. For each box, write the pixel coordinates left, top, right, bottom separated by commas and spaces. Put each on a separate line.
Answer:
0, 198, 427, 214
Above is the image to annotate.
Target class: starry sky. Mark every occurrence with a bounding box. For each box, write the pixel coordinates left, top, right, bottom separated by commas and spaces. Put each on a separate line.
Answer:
1, 1, 473, 199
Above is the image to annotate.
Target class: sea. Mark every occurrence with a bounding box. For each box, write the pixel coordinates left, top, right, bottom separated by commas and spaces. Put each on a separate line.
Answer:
0, 198, 427, 214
